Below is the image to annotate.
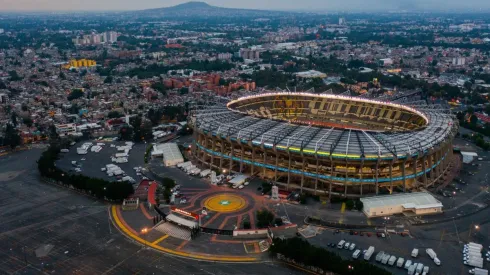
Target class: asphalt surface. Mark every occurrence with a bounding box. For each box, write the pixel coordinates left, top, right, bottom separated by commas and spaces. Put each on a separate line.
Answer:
55, 140, 147, 182
0, 148, 302, 275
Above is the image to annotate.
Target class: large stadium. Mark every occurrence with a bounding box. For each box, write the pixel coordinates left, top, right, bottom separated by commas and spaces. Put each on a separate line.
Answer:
191, 90, 458, 198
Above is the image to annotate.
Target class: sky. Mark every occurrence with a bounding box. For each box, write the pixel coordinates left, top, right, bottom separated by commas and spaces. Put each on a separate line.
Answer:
1, 0, 490, 12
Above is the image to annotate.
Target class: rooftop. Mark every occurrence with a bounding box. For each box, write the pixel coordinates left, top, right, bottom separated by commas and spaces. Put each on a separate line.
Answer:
360, 192, 443, 211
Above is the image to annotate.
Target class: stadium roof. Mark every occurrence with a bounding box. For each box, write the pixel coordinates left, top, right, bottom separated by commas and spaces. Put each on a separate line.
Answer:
194, 91, 455, 160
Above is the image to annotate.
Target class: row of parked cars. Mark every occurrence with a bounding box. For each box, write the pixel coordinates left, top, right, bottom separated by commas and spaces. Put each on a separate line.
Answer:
333, 238, 440, 275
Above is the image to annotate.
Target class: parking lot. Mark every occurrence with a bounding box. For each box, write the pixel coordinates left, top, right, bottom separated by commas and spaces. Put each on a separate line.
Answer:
307, 228, 457, 275
56, 139, 147, 183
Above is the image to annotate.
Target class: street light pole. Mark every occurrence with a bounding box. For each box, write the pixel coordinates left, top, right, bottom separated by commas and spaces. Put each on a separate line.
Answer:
141, 228, 148, 249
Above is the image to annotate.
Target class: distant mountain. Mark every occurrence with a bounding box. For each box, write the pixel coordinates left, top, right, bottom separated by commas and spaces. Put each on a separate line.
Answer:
136, 1, 297, 18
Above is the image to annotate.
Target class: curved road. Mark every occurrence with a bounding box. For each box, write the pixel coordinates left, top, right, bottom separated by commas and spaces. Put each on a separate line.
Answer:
0, 149, 302, 275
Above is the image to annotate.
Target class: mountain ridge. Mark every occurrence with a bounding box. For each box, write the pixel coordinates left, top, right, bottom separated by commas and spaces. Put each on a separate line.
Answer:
137, 1, 299, 18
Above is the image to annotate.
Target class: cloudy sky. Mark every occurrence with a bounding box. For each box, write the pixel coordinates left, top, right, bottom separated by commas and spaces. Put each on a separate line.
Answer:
0, 0, 489, 12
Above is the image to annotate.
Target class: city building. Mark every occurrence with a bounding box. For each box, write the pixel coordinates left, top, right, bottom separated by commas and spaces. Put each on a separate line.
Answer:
339, 17, 346, 25
62, 59, 97, 69
295, 70, 327, 79
452, 57, 466, 66
55, 123, 78, 137
72, 31, 118, 45
360, 192, 443, 217
217, 53, 232, 60
239, 48, 260, 60
379, 58, 394, 66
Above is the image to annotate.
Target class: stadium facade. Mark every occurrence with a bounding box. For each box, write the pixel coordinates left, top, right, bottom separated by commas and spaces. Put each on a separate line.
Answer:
191, 91, 457, 198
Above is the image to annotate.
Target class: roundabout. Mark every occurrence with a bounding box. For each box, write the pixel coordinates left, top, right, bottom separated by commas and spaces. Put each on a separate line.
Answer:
203, 193, 247, 213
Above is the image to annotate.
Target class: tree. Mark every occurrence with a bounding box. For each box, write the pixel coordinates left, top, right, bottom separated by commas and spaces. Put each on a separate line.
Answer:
256, 209, 275, 228
179, 87, 189, 95
108, 111, 123, 119
23, 117, 33, 127
68, 89, 84, 101
3, 124, 21, 149
243, 221, 251, 229
470, 114, 478, 126
345, 199, 355, 210
104, 76, 113, 84
119, 125, 133, 141
485, 105, 490, 115
11, 112, 18, 127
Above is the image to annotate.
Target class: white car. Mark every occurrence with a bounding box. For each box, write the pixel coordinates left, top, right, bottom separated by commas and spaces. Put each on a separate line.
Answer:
404, 260, 412, 269
349, 243, 356, 251
344, 242, 350, 249
244, 181, 250, 186
238, 185, 245, 189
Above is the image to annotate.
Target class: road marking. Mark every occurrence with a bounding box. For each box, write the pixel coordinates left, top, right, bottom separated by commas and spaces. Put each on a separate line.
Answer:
176, 240, 188, 250
139, 203, 153, 220
110, 206, 257, 262
151, 234, 169, 245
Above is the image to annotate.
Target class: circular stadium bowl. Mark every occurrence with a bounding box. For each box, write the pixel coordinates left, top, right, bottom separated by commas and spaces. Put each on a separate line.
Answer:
192, 92, 458, 198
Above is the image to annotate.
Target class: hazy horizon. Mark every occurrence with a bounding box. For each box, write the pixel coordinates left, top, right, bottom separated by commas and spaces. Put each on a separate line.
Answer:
1, 0, 490, 12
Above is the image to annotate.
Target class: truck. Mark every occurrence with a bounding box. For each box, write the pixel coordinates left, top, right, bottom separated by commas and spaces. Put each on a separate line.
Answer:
411, 248, 419, 257
199, 169, 211, 177
469, 243, 483, 250
408, 264, 416, 275
388, 255, 397, 266
189, 168, 201, 175
178, 161, 192, 169
381, 254, 390, 264
397, 257, 405, 268
364, 246, 375, 261
471, 268, 489, 275
375, 251, 385, 262
426, 248, 437, 259
466, 247, 482, 254
466, 258, 483, 268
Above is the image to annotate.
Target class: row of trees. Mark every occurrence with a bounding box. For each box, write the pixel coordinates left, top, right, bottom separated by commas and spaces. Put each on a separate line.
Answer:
270, 237, 391, 275
38, 145, 134, 201
256, 209, 283, 228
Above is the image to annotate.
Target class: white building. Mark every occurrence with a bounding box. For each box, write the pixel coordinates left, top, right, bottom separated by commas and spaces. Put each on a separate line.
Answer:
55, 123, 77, 137
152, 143, 184, 166
295, 70, 327, 79
360, 192, 443, 218
452, 57, 466, 66
379, 58, 394, 66
339, 17, 346, 25
217, 53, 232, 60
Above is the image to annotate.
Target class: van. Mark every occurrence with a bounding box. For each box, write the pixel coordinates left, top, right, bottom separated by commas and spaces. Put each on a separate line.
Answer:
404, 260, 413, 269
426, 248, 437, 259
344, 242, 350, 249
337, 240, 346, 249
411, 248, 419, 257
349, 243, 356, 250
352, 249, 361, 259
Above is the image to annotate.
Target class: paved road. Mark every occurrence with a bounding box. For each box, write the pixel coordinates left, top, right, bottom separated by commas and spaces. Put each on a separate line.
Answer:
0, 149, 302, 275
